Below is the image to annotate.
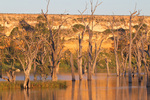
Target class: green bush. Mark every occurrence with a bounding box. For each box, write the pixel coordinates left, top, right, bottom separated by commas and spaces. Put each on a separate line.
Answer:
72, 24, 85, 32
0, 81, 67, 90
37, 15, 46, 21
103, 29, 112, 34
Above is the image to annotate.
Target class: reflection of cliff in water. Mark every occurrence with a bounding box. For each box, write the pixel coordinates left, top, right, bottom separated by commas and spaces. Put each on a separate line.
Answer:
0, 74, 148, 100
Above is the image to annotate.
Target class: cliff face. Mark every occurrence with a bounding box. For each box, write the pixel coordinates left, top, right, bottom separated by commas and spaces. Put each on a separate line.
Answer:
0, 14, 150, 52
1, 14, 150, 35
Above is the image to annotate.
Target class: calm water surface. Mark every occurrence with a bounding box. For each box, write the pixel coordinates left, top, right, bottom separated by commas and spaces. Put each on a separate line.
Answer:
0, 73, 149, 100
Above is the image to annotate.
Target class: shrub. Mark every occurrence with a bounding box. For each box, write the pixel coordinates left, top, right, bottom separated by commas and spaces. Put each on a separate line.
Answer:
72, 24, 85, 32
37, 15, 46, 22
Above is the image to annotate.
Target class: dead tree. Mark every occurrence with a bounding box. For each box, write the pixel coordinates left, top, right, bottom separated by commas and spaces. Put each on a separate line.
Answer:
41, 0, 68, 81
108, 16, 120, 76
121, 47, 128, 77
36, 45, 49, 81
78, 34, 83, 80
87, 0, 102, 80
83, 57, 88, 74
87, 25, 93, 81
141, 31, 149, 75
0, 68, 19, 83
128, 11, 143, 83
76, 7, 88, 80
16, 29, 41, 88
134, 40, 142, 82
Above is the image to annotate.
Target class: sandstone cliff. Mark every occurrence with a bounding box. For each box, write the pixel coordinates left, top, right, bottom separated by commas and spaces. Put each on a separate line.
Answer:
0, 14, 149, 52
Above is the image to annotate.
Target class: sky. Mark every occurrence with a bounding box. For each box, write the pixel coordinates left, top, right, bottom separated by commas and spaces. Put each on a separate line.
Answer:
0, 0, 150, 16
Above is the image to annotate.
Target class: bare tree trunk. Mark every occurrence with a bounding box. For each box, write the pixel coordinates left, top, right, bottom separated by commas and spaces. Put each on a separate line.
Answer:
88, 26, 92, 81
11, 71, 16, 83
124, 54, 128, 77
83, 61, 87, 74
78, 34, 82, 80
51, 66, 57, 81
112, 30, 120, 76
137, 45, 142, 82
23, 63, 32, 89
148, 45, 150, 56
5, 72, 12, 82
147, 71, 150, 87
128, 15, 133, 83
141, 40, 148, 75
105, 58, 110, 76
24, 73, 30, 89
121, 47, 128, 77
115, 51, 120, 76
56, 63, 60, 74
142, 54, 148, 75
33, 59, 37, 81
128, 11, 143, 83
70, 53, 75, 81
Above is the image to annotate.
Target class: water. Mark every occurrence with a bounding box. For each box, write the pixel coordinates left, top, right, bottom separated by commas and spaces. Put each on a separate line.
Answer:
0, 73, 149, 100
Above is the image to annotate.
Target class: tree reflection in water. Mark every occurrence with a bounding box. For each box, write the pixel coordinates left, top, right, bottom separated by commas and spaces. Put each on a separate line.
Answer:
0, 74, 149, 100
147, 87, 150, 100
72, 81, 75, 100
88, 81, 92, 100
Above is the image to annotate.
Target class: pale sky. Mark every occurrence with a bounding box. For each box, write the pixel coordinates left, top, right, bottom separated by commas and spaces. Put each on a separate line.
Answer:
0, 0, 150, 16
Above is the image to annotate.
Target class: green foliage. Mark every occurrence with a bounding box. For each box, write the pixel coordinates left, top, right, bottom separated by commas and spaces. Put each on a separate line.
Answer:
98, 52, 116, 69
36, 65, 50, 78
35, 22, 49, 35
59, 29, 73, 36
133, 23, 147, 30
0, 81, 67, 90
59, 50, 72, 73
19, 19, 34, 32
30, 81, 67, 89
0, 35, 6, 46
59, 62, 71, 73
72, 24, 85, 32
37, 15, 46, 22
120, 18, 125, 22
103, 29, 112, 34
76, 18, 87, 22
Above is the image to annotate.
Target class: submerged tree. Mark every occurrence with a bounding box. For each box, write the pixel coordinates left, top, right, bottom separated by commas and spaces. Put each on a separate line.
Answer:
16, 21, 41, 88
128, 11, 144, 83
87, 0, 103, 80
41, 0, 68, 81
108, 16, 121, 76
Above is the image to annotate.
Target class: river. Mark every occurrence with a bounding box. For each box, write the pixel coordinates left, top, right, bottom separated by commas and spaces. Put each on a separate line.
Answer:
0, 73, 149, 100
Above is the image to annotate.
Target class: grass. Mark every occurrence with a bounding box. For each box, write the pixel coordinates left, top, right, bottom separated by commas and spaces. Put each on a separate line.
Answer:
0, 81, 67, 90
